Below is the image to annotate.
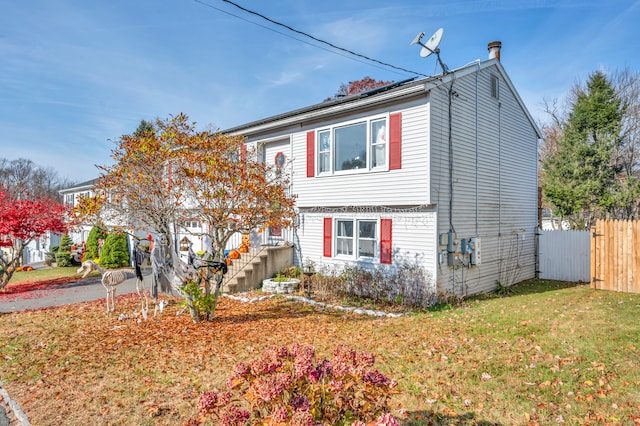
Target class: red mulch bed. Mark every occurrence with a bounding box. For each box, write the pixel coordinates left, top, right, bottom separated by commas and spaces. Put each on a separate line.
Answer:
0, 277, 80, 297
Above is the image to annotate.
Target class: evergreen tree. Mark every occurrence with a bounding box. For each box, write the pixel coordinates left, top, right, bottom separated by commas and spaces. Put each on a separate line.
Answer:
542, 71, 628, 228
84, 226, 107, 261
99, 232, 130, 268
56, 234, 74, 267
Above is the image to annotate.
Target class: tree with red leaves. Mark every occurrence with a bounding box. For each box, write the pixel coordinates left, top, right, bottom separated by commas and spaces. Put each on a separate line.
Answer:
0, 188, 67, 289
325, 76, 394, 101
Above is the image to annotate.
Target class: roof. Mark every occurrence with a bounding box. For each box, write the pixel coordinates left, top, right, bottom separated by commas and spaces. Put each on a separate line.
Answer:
58, 178, 98, 194
223, 58, 541, 139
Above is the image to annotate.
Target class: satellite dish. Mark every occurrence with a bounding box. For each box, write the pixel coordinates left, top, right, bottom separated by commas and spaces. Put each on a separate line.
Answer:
410, 27, 449, 74
420, 28, 443, 58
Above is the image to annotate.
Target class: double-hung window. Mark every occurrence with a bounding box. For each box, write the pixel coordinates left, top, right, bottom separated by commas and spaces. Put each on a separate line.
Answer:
317, 116, 387, 175
370, 119, 386, 169
318, 130, 331, 174
335, 219, 377, 259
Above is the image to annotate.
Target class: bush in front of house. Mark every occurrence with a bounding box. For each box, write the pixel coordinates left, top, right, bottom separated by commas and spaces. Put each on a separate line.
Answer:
45, 245, 58, 266
84, 226, 107, 261
310, 263, 438, 309
99, 232, 130, 268
56, 235, 73, 267
184, 344, 399, 426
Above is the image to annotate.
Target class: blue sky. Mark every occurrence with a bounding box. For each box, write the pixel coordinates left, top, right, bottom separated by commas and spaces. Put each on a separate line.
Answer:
2, 0, 639, 183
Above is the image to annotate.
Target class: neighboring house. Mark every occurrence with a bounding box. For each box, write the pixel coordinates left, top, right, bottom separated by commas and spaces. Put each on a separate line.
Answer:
59, 179, 98, 244
59, 179, 209, 263
224, 41, 541, 296
20, 232, 61, 265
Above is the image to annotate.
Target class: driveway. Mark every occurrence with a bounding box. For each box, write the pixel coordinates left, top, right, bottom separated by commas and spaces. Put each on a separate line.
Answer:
0, 274, 148, 313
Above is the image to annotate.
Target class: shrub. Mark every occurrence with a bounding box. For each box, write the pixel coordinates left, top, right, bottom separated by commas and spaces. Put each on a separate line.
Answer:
184, 344, 400, 426
310, 263, 437, 309
55, 252, 72, 267
44, 250, 56, 266
85, 226, 107, 260
56, 235, 76, 267
99, 232, 130, 268
277, 265, 301, 279
58, 234, 73, 253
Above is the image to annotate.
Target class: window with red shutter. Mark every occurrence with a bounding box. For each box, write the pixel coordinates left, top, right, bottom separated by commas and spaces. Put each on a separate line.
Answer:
380, 218, 392, 264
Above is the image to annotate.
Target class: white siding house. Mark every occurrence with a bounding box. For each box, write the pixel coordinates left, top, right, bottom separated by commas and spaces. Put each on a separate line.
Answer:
225, 44, 541, 296
59, 179, 98, 244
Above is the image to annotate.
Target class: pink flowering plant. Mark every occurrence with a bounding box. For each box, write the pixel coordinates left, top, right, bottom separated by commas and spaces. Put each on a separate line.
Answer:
184, 344, 400, 425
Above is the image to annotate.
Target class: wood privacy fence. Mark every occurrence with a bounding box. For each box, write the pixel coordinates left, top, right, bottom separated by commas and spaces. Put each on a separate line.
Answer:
538, 229, 590, 282
591, 220, 640, 293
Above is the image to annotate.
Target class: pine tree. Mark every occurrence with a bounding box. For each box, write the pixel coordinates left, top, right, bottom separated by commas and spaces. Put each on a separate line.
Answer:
542, 71, 626, 228
56, 234, 74, 267
99, 232, 130, 268
84, 226, 107, 261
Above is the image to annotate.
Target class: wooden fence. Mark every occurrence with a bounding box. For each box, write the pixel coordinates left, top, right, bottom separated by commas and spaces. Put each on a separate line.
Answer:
591, 219, 640, 293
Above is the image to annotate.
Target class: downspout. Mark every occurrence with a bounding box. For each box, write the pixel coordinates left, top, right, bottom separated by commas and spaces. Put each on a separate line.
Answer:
475, 60, 480, 237
498, 101, 502, 238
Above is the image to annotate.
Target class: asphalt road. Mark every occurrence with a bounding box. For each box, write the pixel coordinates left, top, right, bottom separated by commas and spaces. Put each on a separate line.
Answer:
0, 274, 148, 313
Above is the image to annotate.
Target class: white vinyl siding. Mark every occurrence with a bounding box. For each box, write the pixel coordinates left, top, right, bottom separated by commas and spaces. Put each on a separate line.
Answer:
295, 211, 437, 286
292, 103, 430, 208
430, 64, 538, 295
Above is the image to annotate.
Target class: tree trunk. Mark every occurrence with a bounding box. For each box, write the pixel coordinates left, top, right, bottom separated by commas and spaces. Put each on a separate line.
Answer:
0, 256, 21, 290
185, 293, 200, 323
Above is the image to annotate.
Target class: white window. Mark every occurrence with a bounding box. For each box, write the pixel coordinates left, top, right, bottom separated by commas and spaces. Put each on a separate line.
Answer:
65, 194, 75, 206
336, 220, 354, 256
318, 130, 331, 174
317, 117, 387, 175
182, 220, 200, 229
370, 119, 386, 169
358, 220, 377, 258
335, 219, 377, 259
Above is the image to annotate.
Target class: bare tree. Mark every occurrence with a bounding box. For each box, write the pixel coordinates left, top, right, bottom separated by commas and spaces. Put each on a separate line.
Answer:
0, 158, 73, 200
612, 68, 640, 178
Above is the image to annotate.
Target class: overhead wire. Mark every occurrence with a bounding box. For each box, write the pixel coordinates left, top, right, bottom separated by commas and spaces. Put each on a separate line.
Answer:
193, 0, 429, 78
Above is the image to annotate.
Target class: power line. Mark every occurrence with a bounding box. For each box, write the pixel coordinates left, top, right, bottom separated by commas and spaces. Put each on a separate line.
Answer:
193, 0, 429, 78
192, 0, 401, 75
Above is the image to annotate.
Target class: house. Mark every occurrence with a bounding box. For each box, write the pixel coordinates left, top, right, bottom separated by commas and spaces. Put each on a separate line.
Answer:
59, 179, 99, 244
224, 41, 541, 296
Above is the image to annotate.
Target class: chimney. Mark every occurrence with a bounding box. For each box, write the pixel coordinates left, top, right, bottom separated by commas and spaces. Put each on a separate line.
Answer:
487, 41, 502, 61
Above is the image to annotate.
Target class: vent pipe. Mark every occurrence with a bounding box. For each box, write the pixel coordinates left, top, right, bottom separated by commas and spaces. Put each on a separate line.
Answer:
487, 41, 502, 61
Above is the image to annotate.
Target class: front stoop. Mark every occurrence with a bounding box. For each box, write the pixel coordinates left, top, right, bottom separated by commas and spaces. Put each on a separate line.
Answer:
223, 245, 293, 293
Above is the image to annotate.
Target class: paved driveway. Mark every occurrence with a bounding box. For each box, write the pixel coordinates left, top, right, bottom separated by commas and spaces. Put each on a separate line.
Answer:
0, 275, 148, 313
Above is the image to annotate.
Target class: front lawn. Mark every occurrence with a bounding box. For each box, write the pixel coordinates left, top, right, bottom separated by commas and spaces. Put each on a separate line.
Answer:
0, 280, 638, 425
7, 266, 79, 285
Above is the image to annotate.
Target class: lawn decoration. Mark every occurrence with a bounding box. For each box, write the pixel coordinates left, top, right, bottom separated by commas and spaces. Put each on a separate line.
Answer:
77, 260, 148, 316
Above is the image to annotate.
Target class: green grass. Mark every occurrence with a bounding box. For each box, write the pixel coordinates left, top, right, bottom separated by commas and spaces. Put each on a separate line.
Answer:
0, 279, 638, 425
8, 266, 79, 284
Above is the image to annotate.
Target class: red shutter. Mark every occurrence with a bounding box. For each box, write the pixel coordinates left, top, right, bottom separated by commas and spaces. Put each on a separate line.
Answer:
306, 131, 315, 177
389, 113, 402, 170
380, 219, 392, 264
323, 217, 332, 257
241, 144, 247, 163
